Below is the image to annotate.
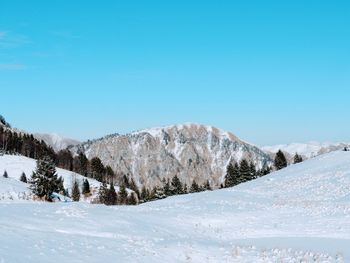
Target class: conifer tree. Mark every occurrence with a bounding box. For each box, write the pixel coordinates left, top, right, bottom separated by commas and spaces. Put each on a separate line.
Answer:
29, 156, 64, 201
82, 179, 90, 195
140, 185, 148, 202
171, 175, 183, 195
183, 183, 188, 194
249, 162, 257, 179
239, 159, 251, 183
118, 184, 128, 205
106, 183, 117, 205
293, 153, 303, 164
163, 178, 171, 196
98, 182, 108, 204
3, 170, 8, 178
204, 180, 211, 191
20, 172, 27, 183
129, 178, 140, 199
224, 162, 240, 187
190, 180, 200, 193
274, 150, 288, 170
71, 180, 80, 202
127, 192, 137, 205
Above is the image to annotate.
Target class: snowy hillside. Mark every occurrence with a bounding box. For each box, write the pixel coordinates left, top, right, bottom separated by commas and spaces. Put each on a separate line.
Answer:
34, 133, 80, 152
0, 155, 100, 201
1, 151, 350, 262
262, 141, 350, 159
70, 123, 272, 189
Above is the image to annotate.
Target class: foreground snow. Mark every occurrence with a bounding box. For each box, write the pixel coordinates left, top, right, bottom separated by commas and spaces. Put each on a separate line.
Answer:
1, 151, 350, 262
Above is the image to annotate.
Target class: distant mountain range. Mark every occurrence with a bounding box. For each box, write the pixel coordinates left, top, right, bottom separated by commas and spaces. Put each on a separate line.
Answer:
2, 115, 349, 189
262, 142, 350, 162
34, 133, 80, 152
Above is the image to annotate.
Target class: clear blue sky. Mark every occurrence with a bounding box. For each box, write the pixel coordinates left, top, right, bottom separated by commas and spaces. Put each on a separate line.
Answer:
0, 1, 349, 145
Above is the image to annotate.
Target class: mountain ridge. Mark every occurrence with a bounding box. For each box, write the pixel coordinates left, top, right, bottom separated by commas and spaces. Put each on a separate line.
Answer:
70, 123, 272, 189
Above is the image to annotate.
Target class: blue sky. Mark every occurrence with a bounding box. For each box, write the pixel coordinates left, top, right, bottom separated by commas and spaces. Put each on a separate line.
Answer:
0, 1, 349, 145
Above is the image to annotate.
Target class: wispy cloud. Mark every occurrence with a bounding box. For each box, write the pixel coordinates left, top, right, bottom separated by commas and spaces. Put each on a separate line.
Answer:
0, 31, 30, 48
0, 31, 7, 39
0, 63, 26, 70
51, 30, 80, 39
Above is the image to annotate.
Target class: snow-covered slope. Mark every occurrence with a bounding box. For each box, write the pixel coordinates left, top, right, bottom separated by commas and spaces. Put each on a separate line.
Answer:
71, 123, 272, 189
34, 133, 80, 152
1, 151, 350, 262
0, 155, 100, 202
262, 141, 350, 159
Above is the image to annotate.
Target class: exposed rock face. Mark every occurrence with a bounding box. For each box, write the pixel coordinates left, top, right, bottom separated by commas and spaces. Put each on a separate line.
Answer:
71, 124, 272, 188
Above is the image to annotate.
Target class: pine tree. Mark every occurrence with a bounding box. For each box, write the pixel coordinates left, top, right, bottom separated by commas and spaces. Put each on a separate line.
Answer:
140, 186, 149, 202
204, 180, 211, 191
106, 184, 117, 205
29, 156, 64, 201
274, 150, 287, 170
20, 172, 27, 183
171, 175, 183, 195
3, 170, 8, 178
127, 192, 138, 205
98, 182, 108, 204
249, 162, 257, 179
90, 157, 105, 182
118, 184, 128, 205
239, 159, 251, 183
293, 153, 303, 164
224, 163, 240, 187
190, 180, 200, 193
129, 178, 140, 199
163, 178, 171, 196
183, 183, 188, 194
82, 179, 90, 195
71, 180, 80, 202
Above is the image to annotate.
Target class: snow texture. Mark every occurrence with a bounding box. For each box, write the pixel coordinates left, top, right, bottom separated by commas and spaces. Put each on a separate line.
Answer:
1, 151, 350, 262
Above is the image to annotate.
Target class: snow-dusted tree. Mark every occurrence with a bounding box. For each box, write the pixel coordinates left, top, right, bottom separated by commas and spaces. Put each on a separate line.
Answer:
171, 175, 183, 195
29, 156, 64, 201
249, 162, 257, 179
163, 178, 171, 196
204, 180, 211, 191
190, 180, 200, 193
127, 192, 138, 205
118, 184, 128, 205
128, 178, 140, 199
239, 159, 251, 183
106, 183, 117, 206
225, 163, 240, 187
82, 179, 90, 195
98, 182, 108, 204
3, 170, 8, 178
183, 183, 188, 194
293, 153, 303, 164
20, 172, 27, 183
274, 150, 287, 170
140, 185, 149, 202
71, 180, 80, 202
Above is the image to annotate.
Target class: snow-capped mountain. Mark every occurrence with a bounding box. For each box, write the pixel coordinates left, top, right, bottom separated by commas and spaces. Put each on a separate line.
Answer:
262, 141, 350, 160
34, 133, 80, 152
70, 123, 272, 188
